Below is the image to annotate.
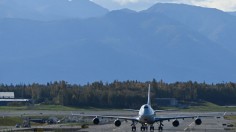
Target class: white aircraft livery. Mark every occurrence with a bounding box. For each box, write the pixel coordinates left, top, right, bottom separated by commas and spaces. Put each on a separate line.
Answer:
73, 84, 213, 131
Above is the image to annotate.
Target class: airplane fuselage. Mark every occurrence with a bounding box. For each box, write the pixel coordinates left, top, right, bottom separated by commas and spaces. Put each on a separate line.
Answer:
138, 104, 155, 124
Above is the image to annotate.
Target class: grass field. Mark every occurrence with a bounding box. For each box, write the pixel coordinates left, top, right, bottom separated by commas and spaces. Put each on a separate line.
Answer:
224, 115, 236, 120
1, 101, 236, 112
0, 117, 22, 126
224, 115, 236, 128
160, 102, 236, 112
0, 105, 79, 111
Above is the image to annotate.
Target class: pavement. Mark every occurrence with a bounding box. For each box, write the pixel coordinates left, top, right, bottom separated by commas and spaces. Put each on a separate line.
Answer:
80, 112, 235, 132
0, 111, 235, 132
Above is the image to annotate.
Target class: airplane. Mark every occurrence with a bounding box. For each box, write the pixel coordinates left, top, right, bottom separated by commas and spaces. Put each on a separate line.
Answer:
73, 84, 214, 131
27, 117, 61, 124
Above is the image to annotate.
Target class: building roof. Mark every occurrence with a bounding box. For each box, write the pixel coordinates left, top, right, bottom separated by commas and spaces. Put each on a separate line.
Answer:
0, 92, 15, 98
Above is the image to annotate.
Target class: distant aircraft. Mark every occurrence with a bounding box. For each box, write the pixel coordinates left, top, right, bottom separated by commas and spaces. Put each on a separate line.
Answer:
29, 117, 61, 124
73, 84, 214, 131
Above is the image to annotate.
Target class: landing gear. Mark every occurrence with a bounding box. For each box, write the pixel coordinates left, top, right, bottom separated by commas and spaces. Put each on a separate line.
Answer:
131, 126, 136, 131
130, 123, 156, 132
131, 121, 137, 132
150, 125, 154, 132
158, 122, 164, 131
140, 124, 148, 131
140, 126, 145, 131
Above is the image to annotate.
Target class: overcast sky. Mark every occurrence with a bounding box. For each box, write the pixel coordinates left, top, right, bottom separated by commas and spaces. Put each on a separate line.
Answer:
91, 0, 236, 12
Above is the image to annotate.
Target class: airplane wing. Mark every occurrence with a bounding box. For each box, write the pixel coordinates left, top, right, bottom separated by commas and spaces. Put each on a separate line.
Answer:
155, 115, 214, 122
72, 113, 139, 121
123, 109, 140, 112
154, 110, 166, 112
29, 119, 46, 124
154, 109, 177, 113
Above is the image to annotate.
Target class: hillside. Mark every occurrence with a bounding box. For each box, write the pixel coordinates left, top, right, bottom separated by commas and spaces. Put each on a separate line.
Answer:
0, 0, 108, 20
144, 3, 236, 55
1, 3, 236, 84
229, 12, 236, 16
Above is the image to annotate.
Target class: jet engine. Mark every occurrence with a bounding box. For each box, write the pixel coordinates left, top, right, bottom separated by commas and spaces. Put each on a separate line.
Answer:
172, 120, 179, 127
93, 117, 100, 125
114, 119, 121, 127
195, 118, 202, 125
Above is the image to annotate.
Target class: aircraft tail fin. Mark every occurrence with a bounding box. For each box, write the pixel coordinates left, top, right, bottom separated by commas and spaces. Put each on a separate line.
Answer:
147, 84, 151, 106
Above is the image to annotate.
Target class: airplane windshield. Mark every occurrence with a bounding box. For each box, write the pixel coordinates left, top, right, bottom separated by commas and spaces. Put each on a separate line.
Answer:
144, 105, 148, 108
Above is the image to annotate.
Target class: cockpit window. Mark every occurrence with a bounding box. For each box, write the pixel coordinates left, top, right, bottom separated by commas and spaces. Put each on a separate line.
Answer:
144, 105, 148, 108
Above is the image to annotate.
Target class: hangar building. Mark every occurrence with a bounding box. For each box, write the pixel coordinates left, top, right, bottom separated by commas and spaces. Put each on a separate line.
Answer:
0, 92, 30, 106
0, 92, 15, 99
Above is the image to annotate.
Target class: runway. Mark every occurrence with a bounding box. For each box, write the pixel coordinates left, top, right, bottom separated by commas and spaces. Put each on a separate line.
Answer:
79, 112, 235, 132
0, 111, 235, 132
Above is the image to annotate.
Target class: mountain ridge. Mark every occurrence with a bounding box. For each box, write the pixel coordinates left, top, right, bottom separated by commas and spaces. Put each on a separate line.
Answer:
0, 0, 108, 20
1, 3, 236, 84
144, 3, 236, 55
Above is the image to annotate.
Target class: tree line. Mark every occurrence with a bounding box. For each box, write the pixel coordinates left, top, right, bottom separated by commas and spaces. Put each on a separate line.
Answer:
0, 79, 236, 108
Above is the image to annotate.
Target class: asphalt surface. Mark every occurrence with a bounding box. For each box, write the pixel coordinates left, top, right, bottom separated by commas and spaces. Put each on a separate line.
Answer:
0, 111, 235, 132
80, 112, 235, 132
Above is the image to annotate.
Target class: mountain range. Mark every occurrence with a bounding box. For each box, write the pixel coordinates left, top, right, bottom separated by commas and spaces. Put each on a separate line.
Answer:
229, 12, 236, 16
0, 1, 236, 84
0, 0, 108, 20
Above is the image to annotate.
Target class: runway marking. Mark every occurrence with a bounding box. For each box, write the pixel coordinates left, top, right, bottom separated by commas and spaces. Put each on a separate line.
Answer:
184, 121, 195, 131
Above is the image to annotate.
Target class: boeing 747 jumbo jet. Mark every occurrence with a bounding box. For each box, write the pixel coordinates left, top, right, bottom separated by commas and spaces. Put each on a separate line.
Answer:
73, 84, 214, 131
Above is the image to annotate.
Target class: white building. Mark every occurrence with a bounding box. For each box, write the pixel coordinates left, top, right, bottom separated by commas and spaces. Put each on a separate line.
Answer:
0, 92, 15, 99
0, 92, 30, 106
